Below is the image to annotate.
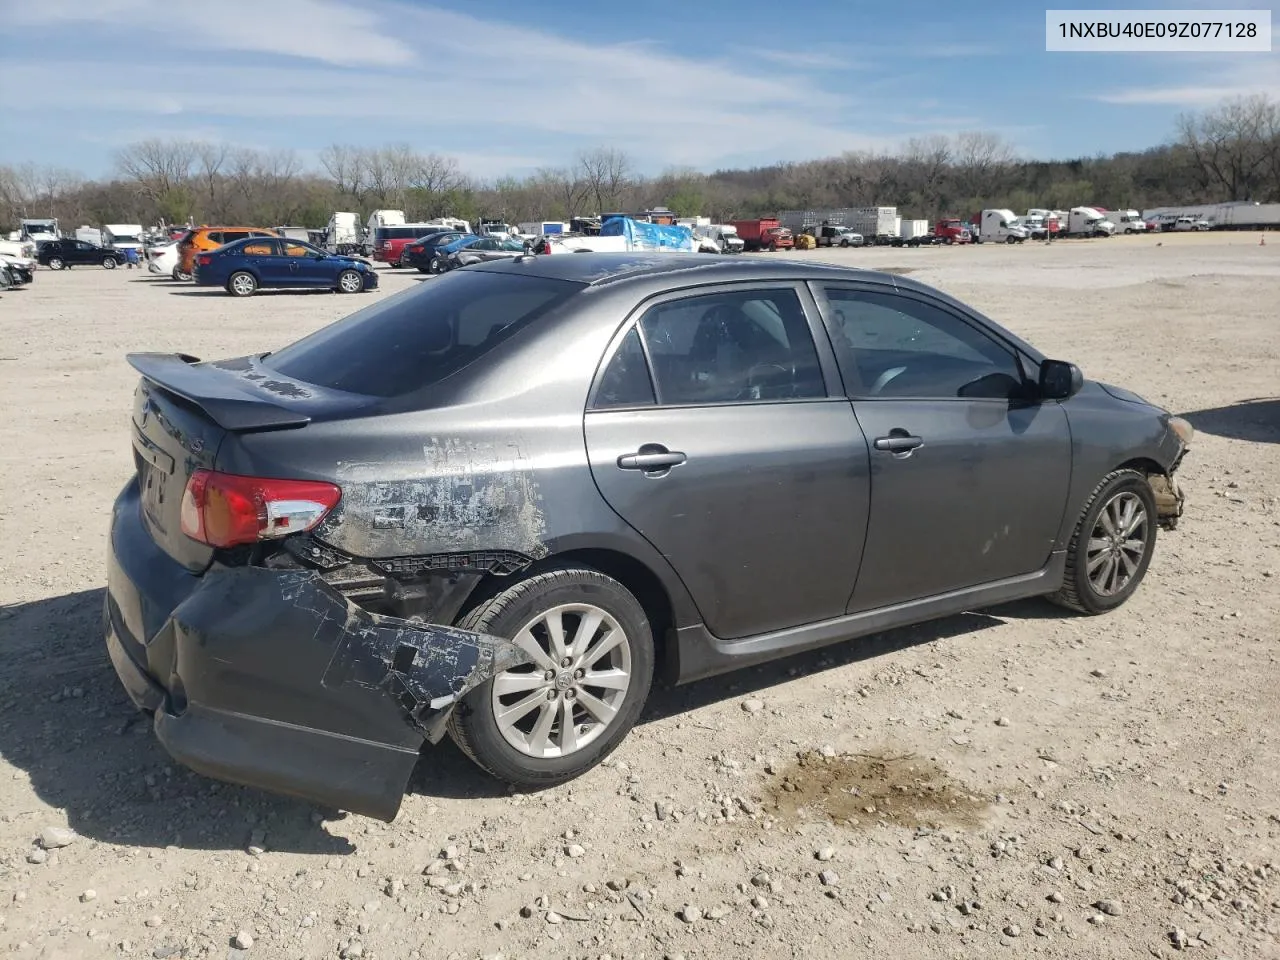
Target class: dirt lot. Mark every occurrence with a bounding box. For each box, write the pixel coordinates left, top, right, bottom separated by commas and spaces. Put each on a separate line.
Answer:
1, 233, 1278, 960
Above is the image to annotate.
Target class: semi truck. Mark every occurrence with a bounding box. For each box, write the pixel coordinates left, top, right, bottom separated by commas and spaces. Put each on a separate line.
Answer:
730, 218, 794, 251
934, 218, 972, 244
977, 209, 1030, 243
1066, 207, 1115, 237
325, 212, 361, 255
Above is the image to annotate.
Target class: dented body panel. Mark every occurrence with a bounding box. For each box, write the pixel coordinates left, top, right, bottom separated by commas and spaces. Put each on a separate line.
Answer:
106, 479, 527, 820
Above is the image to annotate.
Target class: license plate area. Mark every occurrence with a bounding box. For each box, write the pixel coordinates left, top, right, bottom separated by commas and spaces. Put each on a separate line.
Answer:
133, 423, 176, 533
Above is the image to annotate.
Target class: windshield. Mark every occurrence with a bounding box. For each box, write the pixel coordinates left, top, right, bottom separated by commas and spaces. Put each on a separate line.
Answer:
263, 271, 583, 398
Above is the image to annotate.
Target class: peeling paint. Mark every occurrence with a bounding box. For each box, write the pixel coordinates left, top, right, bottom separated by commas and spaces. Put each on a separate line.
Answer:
316, 437, 549, 559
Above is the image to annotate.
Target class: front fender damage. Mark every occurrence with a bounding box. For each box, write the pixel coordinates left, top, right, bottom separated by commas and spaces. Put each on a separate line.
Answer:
164, 566, 530, 818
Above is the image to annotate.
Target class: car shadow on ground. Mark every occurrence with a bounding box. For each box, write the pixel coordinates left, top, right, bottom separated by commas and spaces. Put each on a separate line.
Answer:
0, 587, 1063, 851
166, 288, 339, 297
1181, 398, 1280, 444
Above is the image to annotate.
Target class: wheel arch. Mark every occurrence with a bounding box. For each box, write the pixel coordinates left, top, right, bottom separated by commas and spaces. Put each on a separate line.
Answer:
456, 547, 683, 684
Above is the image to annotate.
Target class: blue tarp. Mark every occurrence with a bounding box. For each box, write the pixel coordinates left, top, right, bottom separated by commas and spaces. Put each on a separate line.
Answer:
600, 217, 695, 252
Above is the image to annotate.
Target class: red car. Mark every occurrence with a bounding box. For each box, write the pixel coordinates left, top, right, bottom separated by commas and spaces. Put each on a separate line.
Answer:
373, 225, 454, 266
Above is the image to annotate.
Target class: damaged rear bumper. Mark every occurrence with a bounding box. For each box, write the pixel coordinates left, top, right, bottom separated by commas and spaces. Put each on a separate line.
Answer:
104, 482, 525, 820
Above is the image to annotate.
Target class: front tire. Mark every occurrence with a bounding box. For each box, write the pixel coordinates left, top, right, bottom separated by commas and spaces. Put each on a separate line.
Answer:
227, 271, 258, 297
448, 566, 655, 788
1051, 469, 1157, 614
337, 269, 363, 293
103, 256, 117, 269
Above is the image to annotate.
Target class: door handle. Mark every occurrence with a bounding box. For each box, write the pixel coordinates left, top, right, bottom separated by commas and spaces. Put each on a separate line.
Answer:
617, 444, 687, 472
873, 429, 924, 455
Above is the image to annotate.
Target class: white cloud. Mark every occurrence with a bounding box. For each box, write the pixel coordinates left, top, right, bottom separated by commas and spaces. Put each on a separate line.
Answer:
1092, 52, 1280, 106
0, 0, 1013, 172
0, 0, 415, 66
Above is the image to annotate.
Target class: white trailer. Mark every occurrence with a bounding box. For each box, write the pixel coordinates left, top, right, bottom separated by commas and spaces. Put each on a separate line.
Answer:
778, 207, 899, 242
899, 219, 930, 240
978, 209, 1030, 244
1141, 201, 1280, 230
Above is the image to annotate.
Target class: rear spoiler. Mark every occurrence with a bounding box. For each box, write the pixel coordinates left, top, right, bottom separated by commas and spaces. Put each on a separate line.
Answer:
126, 352, 311, 432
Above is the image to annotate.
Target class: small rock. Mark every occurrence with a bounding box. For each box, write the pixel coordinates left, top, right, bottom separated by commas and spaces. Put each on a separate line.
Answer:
26, 848, 47, 864
707, 904, 732, 920
1087, 913, 1105, 925
1094, 899, 1121, 916
819, 744, 837, 758
741, 698, 764, 715
1170, 927, 1188, 949
816, 846, 836, 862
1047, 891, 1064, 904
1089, 668, 1107, 678
751, 895, 768, 910
995, 717, 1011, 727
1004, 923, 1021, 937
144, 915, 163, 928
341, 944, 365, 959
677, 905, 701, 923
232, 931, 253, 949
818, 870, 839, 887
565, 843, 585, 859
750, 872, 770, 887
80, 890, 97, 903
655, 802, 671, 822
545, 911, 563, 925
39, 826, 76, 849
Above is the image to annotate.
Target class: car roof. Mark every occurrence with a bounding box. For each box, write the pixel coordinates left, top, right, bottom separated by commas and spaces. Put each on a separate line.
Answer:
469, 252, 924, 291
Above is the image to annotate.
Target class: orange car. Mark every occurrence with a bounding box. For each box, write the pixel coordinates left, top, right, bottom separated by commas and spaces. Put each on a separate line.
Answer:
176, 226, 280, 278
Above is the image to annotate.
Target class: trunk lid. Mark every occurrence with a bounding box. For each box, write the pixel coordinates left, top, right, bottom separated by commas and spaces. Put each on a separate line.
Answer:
126, 352, 373, 571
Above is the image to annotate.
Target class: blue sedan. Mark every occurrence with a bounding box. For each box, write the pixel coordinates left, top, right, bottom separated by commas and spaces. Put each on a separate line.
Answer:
193, 237, 378, 297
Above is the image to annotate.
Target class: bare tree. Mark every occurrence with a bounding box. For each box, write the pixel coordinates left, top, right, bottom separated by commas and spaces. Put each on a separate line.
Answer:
577, 147, 632, 213
115, 138, 195, 201
952, 132, 1015, 199
530, 167, 587, 219
318, 144, 366, 201
1178, 94, 1277, 200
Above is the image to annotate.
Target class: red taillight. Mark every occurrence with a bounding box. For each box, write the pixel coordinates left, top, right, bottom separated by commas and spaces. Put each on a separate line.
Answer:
197, 253, 213, 266
179, 470, 341, 548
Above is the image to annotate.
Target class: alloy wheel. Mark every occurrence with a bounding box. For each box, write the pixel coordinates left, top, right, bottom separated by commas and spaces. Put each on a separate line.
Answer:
231, 273, 256, 296
490, 603, 632, 759
1086, 491, 1148, 596
339, 271, 362, 293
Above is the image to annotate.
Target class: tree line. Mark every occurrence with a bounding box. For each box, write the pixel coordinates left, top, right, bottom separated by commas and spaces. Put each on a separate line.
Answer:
2, 94, 1277, 233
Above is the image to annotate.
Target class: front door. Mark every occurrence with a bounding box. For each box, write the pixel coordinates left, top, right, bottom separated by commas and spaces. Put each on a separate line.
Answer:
242, 239, 288, 285
584, 283, 871, 640
281, 240, 329, 286
812, 283, 1073, 612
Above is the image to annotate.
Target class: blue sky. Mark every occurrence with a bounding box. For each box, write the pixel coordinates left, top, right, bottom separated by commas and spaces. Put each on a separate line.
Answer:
1, 0, 1276, 180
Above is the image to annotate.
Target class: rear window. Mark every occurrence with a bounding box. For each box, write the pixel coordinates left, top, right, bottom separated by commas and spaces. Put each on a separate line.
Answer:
263, 271, 583, 398
375, 226, 431, 241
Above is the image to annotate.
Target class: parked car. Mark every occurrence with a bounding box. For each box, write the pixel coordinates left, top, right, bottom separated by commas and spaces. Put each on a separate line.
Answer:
37, 238, 123, 270
145, 240, 183, 279
106, 254, 1192, 820
191, 236, 378, 296
0, 253, 35, 285
814, 224, 864, 247
177, 227, 281, 279
431, 234, 486, 271
445, 236, 528, 269
400, 232, 471, 273
1173, 216, 1211, 232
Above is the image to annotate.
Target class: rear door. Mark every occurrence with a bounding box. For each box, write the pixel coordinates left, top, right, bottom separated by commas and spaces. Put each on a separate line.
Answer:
584, 283, 871, 640
812, 282, 1072, 611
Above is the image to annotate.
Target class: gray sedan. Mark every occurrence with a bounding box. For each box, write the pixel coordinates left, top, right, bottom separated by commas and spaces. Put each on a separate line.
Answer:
106, 254, 1190, 818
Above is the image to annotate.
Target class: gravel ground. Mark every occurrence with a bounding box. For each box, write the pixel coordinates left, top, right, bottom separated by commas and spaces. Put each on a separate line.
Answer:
0, 233, 1277, 960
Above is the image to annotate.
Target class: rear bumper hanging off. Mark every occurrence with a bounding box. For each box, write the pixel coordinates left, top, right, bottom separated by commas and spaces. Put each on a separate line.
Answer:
105, 490, 527, 820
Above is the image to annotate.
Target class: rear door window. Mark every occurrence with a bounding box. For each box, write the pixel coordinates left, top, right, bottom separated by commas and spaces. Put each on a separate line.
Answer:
220, 231, 251, 244
264, 271, 583, 397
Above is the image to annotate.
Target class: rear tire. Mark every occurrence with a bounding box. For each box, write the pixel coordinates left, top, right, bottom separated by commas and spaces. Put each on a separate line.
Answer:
1050, 469, 1157, 615
447, 566, 655, 789
48, 257, 64, 270
227, 271, 257, 297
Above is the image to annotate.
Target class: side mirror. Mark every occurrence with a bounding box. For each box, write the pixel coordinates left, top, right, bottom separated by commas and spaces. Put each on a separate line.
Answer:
1039, 359, 1083, 400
